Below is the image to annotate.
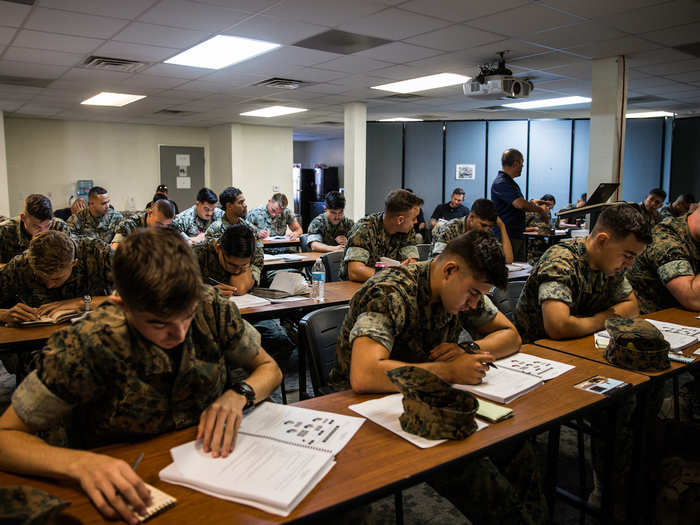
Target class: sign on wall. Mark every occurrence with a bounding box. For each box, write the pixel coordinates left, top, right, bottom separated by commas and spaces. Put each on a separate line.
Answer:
456, 164, 476, 180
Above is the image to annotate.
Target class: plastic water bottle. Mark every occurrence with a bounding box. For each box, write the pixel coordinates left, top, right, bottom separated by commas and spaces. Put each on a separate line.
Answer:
311, 259, 326, 302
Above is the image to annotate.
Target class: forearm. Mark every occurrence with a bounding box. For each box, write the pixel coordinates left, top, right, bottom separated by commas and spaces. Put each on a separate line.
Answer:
610, 298, 639, 318
668, 274, 700, 311
348, 262, 375, 282
474, 327, 520, 359
310, 241, 339, 253
243, 360, 282, 403
498, 224, 514, 263
349, 356, 456, 393
546, 311, 608, 339
229, 271, 255, 295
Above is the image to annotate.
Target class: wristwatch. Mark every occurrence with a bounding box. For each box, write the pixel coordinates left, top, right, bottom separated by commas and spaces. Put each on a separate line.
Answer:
459, 341, 480, 354
232, 381, 256, 410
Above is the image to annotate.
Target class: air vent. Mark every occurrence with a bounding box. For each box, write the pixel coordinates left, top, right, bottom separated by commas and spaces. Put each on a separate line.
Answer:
382, 94, 425, 101
628, 95, 666, 104
245, 98, 284, 105
255, 77, 308, 89
83, 56, 147, 73
294, 30, 391, 55
479, 106, 510, 111
155, 109, 198, 116
0, 75, 53, 88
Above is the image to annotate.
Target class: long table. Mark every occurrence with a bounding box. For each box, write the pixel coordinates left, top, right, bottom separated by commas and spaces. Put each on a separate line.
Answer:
262, 251, 323, 271
0, 344, 647, 524
262, 238, 301, 250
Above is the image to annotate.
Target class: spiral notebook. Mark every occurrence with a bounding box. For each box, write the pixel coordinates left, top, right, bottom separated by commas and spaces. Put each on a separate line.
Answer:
132, 483, 176, 522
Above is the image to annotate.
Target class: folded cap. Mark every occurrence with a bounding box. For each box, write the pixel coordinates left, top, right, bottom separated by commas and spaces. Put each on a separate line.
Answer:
604, 318, 670, 372
0, 485, 70, 524
387, 366, 479, 440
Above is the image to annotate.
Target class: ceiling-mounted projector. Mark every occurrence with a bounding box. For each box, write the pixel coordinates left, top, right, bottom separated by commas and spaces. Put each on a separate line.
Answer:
463, 52, 534, 99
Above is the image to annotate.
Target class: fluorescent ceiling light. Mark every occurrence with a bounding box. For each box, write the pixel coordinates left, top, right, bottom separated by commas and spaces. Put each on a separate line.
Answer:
81, 92, 146, 107
372, 73, 471, 94
379, 117, 423, 122
626, 111, 674, 118
165, 35, 280, 69
502, 96, 591, 110
240, 105, 308, 117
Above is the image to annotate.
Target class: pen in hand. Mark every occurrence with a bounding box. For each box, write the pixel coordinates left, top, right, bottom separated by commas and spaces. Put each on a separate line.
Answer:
459, 343, 498, 369
131, 452, 144, 471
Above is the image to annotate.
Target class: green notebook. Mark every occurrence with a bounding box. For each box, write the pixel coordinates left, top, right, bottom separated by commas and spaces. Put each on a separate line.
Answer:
476, 398, 513, 423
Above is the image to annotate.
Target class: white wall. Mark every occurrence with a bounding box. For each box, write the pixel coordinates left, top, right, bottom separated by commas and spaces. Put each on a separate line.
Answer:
208, 124, 233, 194
4, 117, 210, 216
0, 112, 9, 217
294, 138, 344, 187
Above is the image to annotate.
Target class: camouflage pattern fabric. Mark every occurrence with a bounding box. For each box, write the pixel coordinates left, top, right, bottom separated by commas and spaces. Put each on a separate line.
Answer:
194, 238, 263, 286
204, 215, 259, 241
604, 317, 670, 371
0, 237, 114, 308
524, 212, 551, 266
659, 204, 681, 220
328, 260, 498, 391
639, 202, 662, 229
339, 212, 419, 280
514, 238, 634, 343
172, 205, 223, 237
67, 207, 123, 243
387, 366, 478, 440
247, 205, 296, 236
0, 216, 70, 263
306, 213, 354, 246
111, 211, 147, 244
431, 216, 466, 255
11, 286, 261, 448
628, 215, 700, 314
0, 485, 70, 524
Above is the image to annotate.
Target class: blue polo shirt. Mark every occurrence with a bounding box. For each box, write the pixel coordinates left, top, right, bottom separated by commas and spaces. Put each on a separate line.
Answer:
491, 171, 525, 239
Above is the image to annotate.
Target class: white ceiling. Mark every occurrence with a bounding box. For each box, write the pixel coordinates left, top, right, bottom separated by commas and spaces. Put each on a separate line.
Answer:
1, 0, 700, 140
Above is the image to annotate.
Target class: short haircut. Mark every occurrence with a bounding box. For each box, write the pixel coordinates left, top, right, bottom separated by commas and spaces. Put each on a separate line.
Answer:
24, 194, 53, 221
88, 186, 107, 200
152, 193, 168, 203
28, 231, 75, 275
384, 189, 424, 216
219, 187, 243, 209
677, 193, 696, 203
470, 198, 498, 223
580, 193, 587, 201
271, 193, 288, 208
592, 203, 652, 244
114, 228, 203, 317
152, 199, 175, 219
501, 149, 523, 167
451, 188, 465, 197
196, 188, 217, 204
325, 190, 345, 210
439, 230, 507, 289
541, 194, 556, 204
219, 224, 255, 260
648, 188, 667, 200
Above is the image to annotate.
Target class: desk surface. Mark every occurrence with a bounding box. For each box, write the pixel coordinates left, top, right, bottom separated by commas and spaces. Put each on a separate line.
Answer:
262, 238, 301, 249
534, 308, 700, 378
0, 345, 646, 524
263, 251, 323, 269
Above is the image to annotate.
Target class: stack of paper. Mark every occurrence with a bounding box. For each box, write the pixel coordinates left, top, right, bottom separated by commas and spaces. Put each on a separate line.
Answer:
270, 271, 310, 295
229, 294, 271, 309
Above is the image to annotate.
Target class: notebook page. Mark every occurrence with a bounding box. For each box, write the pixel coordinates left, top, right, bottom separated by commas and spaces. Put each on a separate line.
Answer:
495, 353, 575, 381
229, 294, 271, 308
454, 367, 543, 404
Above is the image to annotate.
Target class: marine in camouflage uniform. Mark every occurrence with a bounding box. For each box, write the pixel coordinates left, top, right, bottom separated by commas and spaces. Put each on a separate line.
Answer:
639, 201, 662, 229
329, 261, 547, 525
0, 237, 113, 308
659, 204, 679, 220
195, 237, 263, 287
247, 204, 298, 255
205, 214, 259, 242
0, 216, 70, 263
112, 210, 148, 241
628, 215, 700, 314
339, 212, 419, 280
524, 211, 551, 265
9, 286, 261, 448
431, 216, 467, 255
306, 212, 354, 246
513, 238, 634, 343
67, 206, 123, 243
172, 204, 223, 237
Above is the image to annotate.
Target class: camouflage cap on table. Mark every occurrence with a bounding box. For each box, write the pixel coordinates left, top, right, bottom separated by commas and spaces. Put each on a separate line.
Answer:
0, 485, 70, 524
387, 366, 479, 440
604, 317, 670, 371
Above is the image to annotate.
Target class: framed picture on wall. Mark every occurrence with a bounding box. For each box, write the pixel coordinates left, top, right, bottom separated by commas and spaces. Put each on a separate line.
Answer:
456, 164, 476, 180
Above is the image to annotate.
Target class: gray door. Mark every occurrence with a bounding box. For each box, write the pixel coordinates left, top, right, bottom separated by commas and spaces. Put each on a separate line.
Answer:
159, 146, 205, 210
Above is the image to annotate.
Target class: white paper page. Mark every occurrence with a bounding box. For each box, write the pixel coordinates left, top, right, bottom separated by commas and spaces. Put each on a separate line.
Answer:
454, 367, 543, 404
280, 254, 303, 261
349, 394, 488, 449
240, 402, 364, 455
263, 253, 284, 261
555, 229, 567, 235
229, 294, 271, 308
495, 353, 575, 381
268, 296, 308, 303
270, 272, 309, 295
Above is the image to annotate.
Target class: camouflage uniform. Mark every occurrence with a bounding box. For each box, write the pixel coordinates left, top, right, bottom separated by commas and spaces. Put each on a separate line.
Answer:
431, 216, 467, 255
339, 212, 419, 280
307, 213, 354, 246
639, 202, 662, 229
172, 205, 224, 237
329, 261, 547, 525
0, 485, 70, 524
524, 211, 551, 265
111, 211, 148, 244
10, 286, 261, 448
659, 204, 681, 220
67, 207, 123, 244
513, 238, 633, 343
0, 216, 70, 263
247, 205, 296, 237
628, 215, 700, 314
194, 238, 263, 287
205, 215, 259, 242
0, 237, 113, 308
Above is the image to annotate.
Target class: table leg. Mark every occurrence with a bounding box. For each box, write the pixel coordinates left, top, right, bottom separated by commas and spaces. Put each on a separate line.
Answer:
545, 424, 561, 521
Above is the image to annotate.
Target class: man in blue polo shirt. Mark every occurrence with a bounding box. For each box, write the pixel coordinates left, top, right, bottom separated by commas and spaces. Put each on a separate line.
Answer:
491, 148, 549, 260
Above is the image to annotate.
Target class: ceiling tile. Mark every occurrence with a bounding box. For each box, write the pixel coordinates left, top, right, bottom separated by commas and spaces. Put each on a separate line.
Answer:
314, 55, 393, 74
3, 47, 84, 67
176, 78, 244, 93
627, 47, 699, 66
141, 63, 212, 79
0, 27, 18, 46
0, 99, 26, 112
511, 51, 588, 70
264, 0, 386, 27
400, 0, 529, 22
112, 22, 209, 48
0, 1, 31, 27
525, 22, 625, 50
461, 38, 553, 62
13, 30, 104, 54
119, 75, 187, 89
468, 4, 585, 37
353, 42, 444, 63
300, 83, 349, 94
38, 0, 161, 19
94, 41, 179, 62
370, 64, 419, 80
223, 15, 328, 46
189, 1, 279, 10
293, 67, 347, 83
139, 0, 251, 32
61, 67, 134, 85
666, 70, 700, 82
405, 24, 506, 52
339, 8, 451, 40
567, 36, 660, 59
25, 8, 130, 39
605, 1, 700, 34
0, 60, 69, 79
635, 58, 700, 75
539, 0, 671, 19
643, 22, 700, 47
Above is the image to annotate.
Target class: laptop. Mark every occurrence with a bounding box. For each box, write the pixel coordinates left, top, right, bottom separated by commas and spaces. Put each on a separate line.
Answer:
585, 183, 619, 206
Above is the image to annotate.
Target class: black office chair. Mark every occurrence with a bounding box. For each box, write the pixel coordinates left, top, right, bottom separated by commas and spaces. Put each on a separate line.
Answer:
321, 251, 344, 282
488, 287, 514, 322
299, 234, 311, 252
416, 243, 432, 261
507, 280, 527, 308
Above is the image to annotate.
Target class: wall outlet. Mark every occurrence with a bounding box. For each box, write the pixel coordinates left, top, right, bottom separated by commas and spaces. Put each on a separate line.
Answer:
272, 185, 279, 192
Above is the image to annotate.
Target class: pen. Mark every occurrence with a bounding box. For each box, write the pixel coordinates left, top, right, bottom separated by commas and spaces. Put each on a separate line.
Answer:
459, 343, 498, 369
207, 277, 225, 286
131, 452, 144, 471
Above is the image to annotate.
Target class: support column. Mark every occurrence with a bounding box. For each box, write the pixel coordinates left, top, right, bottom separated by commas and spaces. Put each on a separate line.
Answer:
344, 102, 366, 220
0, 111, 9, 217
588, 56, 628, 200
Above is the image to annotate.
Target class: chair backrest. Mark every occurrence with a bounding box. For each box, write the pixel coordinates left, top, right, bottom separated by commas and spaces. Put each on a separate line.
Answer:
507, 280, 527, 308
299, 234, 311, 252
416, 243, 432, 261
321, 250, 344, 282
299, 305, 349, 396
488, 287, 514, 322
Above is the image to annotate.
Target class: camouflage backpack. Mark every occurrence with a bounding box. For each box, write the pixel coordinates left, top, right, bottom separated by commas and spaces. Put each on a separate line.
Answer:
387, 366, 479, 440
0, 486, 70, 524
604, 318, 670, 372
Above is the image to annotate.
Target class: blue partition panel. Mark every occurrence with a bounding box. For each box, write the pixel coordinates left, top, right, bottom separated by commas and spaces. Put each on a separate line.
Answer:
404, 122, 444, 221
571, 119, 590, 206
528, 120, 572, 209
366, 122, 403, 215
444, 121, 487, 209
621, 118, 663, 203
662, 117, 672, 198
487, 120, 528, 199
